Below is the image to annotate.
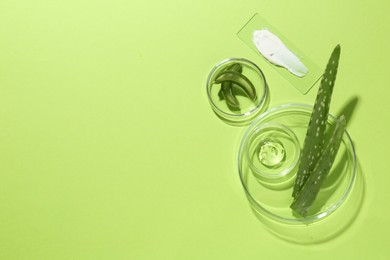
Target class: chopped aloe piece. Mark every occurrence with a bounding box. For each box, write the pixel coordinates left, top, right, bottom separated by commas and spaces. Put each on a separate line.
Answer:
218, 63, 243, 102
292, 45, 341, 198
214, 70, 257, 101
221, 81, 240, 110
216, 62, 257, 111
290, 115, 346, 217
227, 63, 243, 74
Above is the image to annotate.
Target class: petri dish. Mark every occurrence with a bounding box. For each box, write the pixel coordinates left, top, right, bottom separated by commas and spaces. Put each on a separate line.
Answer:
238, 103, 362, 243
206, 58, 269, 126
244, 122, 301, 190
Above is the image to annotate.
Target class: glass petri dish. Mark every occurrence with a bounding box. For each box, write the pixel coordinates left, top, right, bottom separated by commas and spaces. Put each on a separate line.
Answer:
206, 58, 268, 126
238, 104, 361, 244
244, 122, 301, 190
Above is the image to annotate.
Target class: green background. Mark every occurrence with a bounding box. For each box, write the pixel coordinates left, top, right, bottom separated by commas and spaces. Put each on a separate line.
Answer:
1, 0, 389, 259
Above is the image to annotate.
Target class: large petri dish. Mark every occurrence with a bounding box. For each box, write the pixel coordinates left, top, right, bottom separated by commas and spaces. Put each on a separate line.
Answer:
238, 103, 362, 243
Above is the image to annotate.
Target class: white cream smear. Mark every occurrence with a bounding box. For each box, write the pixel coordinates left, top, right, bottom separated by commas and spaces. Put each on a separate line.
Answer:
253, 29, 308, 77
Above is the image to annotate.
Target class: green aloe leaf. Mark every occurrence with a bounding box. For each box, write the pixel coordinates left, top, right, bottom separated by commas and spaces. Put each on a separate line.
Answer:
291, 115, 346, 217
292, 45, 341, 198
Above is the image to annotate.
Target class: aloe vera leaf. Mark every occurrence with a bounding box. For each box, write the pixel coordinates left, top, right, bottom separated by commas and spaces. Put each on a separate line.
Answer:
227, 63, 243, 74
221, 81, 240, 109
214, 70, 257, 101
218, 83, 249, 100
292, 45, 341, 198
218, 63, 243, 101
290, 115, 346, 217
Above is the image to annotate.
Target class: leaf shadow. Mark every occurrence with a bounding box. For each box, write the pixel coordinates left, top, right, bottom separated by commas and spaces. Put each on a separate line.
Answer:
335, 96, 360, 126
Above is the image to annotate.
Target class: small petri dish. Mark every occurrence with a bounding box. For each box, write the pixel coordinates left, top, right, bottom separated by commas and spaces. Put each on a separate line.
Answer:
206, 58, 268, 126
238, 104, 362, 244
244, 122, 300, 189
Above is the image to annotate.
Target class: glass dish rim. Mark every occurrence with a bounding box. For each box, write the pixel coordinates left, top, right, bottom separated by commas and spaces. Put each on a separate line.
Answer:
237, 103, 357, 224
206, 57, 268, 118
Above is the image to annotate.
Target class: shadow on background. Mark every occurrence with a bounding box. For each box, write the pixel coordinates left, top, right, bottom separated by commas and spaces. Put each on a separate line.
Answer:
336, 96, 359, 126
